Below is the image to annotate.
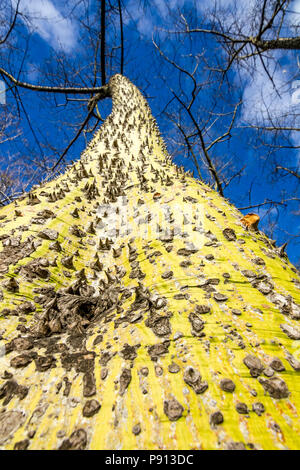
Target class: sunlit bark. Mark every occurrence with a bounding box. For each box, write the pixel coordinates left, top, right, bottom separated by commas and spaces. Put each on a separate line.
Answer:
0, 75, 300, 450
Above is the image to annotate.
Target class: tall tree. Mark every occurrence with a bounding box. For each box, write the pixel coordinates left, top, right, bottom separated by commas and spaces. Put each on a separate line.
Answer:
0, 75, 299, 450
1, 0, 300, 266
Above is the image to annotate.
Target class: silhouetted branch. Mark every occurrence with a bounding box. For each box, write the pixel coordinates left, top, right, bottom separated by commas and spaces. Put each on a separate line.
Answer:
276, 166, 300, 180
101, 0, 106, 85
0, 0, 20, 45
118, 0, 124, 75
0, 67, 111, 96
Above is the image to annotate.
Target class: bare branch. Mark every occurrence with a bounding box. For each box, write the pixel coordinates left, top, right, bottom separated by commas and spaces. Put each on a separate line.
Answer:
206, 100, 241, 152
238, 200, 286, 210
172, 90, 224, 196
0, 0, 20, 45
174, 120, 203, 181
0, 67, 111, 96
276, 166, 300, 180
101, 0, 106, 85
118, 0, 124, 75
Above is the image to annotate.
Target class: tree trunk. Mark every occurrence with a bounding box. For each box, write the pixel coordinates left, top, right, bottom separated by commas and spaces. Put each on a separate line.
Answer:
0, 74, 300, 450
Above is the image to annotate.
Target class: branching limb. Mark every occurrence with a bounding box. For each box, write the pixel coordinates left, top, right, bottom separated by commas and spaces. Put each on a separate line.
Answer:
101, 0, 106, 85
172, 91, 224, 196
0, 67, 111, 96
0, 0, 20, 45
276, 166, 300, 180
118, 0, 124, 75
51, 107, 96, 172
174, 121, 203, 181
206, 101, 241, 152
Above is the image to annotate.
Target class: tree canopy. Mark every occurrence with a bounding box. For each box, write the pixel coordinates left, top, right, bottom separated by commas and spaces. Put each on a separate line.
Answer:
0, 0, 299, 266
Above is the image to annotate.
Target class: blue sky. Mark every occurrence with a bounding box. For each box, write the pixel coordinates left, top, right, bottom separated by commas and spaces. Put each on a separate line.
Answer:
0, 0, 300, 266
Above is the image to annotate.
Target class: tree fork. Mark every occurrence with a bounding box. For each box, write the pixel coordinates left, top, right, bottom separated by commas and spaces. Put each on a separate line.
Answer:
0, 75, 300, 450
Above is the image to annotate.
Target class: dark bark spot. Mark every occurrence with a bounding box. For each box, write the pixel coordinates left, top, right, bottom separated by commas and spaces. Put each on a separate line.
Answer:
195, 305, 211, 314
161, 271, 173, 280
258, 376, 290, 399
148, 341, 170, 361
14, 439, 30, 450
120, 343, 139, 360
59, 429, 87, 450
18, 302, 36, 315
93, 335, 103, 346
69, 225, 86, 238
6, 337, 33, 353
2, 277, 19, 292
140, 367, 149, 377
252, 257, 265, 266
155, 366, 163, 376
168, 362, 180, 373
232, 309, 242, 316
269, 358, 285, 372
210, 411, 223, 426
67, 335, 85, 350
286, 353, 300, 371
180, 260, 192, 268
235, 402, 249, 414
243, 354, 264, 377
146, 314, 172, 337
100, 368, 108, 380
37, 210, 55, 219
63, 377, 72, 397
35, 355, 56, 372
119, 368, 132, 395
223, 228, 237, 241
226, 441, 246, 450
254, 281, 273, 295
132, 424, 141, 435
10, 353, 33, 369
213, 293, 228, 302
83, 371, 96, 397
49, 240, 62, 252
0, 411, 26, 445
177, 248, 196, 256
38, 228, 58, 240
99, 350, 116, 366
61, 256, 75, 270
252, 402, 265, 416
189, 313, 205, 336
82, 399, 101, 418
0, 380, 29, 405
183, 366, 208, 394
0, 236, 39, 274
61, 352, 95, 373
280, 323, 300, 340
220, 378, 236, 393
20, 258, 50, 281
164, 398, 184, 421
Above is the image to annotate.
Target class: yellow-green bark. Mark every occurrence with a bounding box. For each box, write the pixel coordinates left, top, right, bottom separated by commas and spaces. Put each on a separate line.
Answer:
0, 74, 300, 450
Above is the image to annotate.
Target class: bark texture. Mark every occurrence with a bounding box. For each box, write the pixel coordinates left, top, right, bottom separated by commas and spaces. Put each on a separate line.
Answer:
0, 75, 300, 450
